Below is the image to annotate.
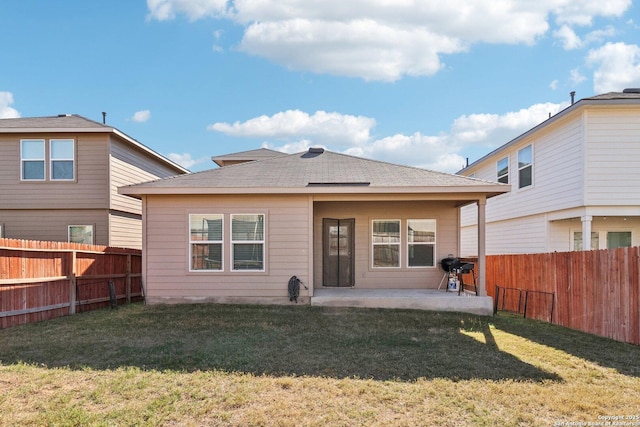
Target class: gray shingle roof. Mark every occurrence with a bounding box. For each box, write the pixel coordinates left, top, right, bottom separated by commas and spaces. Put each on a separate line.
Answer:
122, 148, 508, 197
212, 148, 287, 166
0, 114, 107, 129
584, 90, 640, 101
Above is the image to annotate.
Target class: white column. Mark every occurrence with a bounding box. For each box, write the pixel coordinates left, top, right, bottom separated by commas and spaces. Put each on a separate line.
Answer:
581, 215, 592, 250
477, 198, 487, 297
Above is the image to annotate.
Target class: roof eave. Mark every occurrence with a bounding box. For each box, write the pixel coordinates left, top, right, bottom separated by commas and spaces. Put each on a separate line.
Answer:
120, 184, 510, 198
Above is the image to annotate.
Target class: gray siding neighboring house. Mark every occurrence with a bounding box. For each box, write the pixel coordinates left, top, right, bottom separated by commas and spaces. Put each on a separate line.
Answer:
458, 90, 640, 256
120, 148, 508, 308
0, 114, 189, 248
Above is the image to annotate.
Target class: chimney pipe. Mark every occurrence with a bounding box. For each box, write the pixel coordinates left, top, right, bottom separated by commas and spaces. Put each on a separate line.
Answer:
102, 112, 107, 124
570, 91, 576, 105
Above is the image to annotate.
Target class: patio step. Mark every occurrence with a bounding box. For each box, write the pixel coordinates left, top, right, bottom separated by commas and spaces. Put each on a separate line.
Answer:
311, 289, 493, 316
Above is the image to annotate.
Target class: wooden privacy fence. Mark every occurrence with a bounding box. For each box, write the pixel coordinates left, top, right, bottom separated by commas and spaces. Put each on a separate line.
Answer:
0, 238, 142, 329
486, 247, 640, 346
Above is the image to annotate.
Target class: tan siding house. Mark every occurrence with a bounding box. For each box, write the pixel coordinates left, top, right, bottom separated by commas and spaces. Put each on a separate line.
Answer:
0, 114, 189, 248
121, 148, 508, 313
459, 90, 640, 255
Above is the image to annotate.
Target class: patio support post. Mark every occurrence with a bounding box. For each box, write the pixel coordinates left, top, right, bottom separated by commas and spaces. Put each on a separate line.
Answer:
477, 198, 487, 297
581, 215, 592, 250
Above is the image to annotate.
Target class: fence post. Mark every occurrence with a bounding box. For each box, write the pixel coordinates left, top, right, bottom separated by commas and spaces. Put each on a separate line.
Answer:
69, 250, 77, 315
126, 254, 132, 303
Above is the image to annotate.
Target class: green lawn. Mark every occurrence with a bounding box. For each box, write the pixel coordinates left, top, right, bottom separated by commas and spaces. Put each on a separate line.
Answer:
1, 303, 638, 426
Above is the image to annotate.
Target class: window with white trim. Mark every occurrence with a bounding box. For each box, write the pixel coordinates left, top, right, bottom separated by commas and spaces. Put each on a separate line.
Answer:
190, 214, 223, 271
50, 139, 75, 180
372, 220, 400, 268
231, 214, 264, 271
407, 219, 436, 267
497, 157, 509, 184
68, 225, 94, 244
518, 145, 532, 188
21, 139, 46, 180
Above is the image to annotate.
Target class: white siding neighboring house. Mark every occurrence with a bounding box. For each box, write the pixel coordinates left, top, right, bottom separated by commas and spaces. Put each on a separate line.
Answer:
120, 148, 508, 311
459, 90, 640, 256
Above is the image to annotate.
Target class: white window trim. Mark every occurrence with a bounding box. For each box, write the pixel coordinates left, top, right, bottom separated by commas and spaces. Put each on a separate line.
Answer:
517, 144, 533, 189
231, 213, 265, 272
20, 139, 46, 181
50, 139, 76, 181
497, 156, 509, 184
371, 219, 401, 269
189, 214, 224, 272
406, 219, 437, 268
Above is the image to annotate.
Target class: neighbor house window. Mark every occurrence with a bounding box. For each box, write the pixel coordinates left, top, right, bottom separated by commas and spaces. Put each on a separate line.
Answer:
573, 231, 599, 251
497, 157, 509, 184
372, 220, 400, 268
607, 231, 631, 249
190, 214, 223, 271
50, 139, 75, 180
231, 214, 264, 271
68, 225, 94, 244
407, 219, 436, 267
21, 139, 45, 180
518, 145, 532, 188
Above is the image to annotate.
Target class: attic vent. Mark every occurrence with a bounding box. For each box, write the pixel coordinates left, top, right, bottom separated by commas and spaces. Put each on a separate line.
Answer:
57, 114, 71, 117
308, 147, 324, 154
623, 88, 640, 93
307, 182, 370, 187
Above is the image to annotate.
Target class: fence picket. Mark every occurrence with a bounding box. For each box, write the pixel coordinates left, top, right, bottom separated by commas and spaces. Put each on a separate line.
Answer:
486, 247, 640, 345
0, 238, 142, 329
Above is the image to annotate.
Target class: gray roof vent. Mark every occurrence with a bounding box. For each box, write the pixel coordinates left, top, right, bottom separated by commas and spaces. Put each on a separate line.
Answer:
302, 147, 325, 159
622, 88, 640, 93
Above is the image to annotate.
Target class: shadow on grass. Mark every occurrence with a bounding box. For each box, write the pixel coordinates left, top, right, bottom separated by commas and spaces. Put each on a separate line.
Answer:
491, 313, 640, 378
0, 303, 562, 382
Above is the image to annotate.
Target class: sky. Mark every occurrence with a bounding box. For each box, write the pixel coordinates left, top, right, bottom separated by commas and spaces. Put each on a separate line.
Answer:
1, 0, 639, 173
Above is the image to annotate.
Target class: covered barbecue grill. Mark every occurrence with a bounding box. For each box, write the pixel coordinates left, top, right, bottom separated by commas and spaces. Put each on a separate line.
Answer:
439, 256, 477, 294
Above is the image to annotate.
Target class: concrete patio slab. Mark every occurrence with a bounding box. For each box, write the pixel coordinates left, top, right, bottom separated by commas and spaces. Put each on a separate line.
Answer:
311, 288, 493, 316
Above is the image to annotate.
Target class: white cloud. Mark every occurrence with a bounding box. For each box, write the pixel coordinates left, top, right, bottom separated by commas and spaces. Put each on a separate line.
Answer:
553, 25, 582, 50
552, 0, 630, 26
208, 102, 568, 173
131, 110, 151, 123
147, 0, 632, 81
586, 42, 640, 93
451, 103, 568, 145
166, 152, 208, 169
146, 0, 229, 21
209, 110, 375, 147
569, 68, 587, 85
553, 24, 616, 50
0, 91, 20, 119
239, 19, 462, 81
549, 80, 559, 90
